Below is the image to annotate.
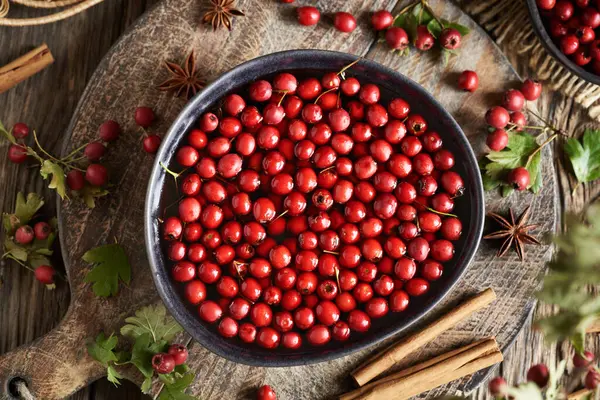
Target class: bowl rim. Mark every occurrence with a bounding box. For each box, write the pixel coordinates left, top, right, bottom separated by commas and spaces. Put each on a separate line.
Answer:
145, 49, 485, 367
525, 0, 600, 86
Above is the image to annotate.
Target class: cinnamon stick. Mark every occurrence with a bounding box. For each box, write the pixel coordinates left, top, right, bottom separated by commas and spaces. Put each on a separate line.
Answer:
340, 338, 495, 400
351, 288, 497, 387
342, 338, 500, 400
0, 44, 54, 93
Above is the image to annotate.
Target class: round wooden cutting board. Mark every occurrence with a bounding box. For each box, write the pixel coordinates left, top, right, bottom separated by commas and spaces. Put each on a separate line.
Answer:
0, 0, 557, 399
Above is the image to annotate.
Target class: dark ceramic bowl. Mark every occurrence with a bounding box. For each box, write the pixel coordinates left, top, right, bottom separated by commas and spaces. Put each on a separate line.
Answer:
526, 0, 600, 85
145, 49, 485, 367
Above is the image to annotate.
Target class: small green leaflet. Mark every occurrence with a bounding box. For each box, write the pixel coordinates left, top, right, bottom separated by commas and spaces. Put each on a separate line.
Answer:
481, 130, 544, 196
0, 120, 16, 144
441, 19, 471, 36
505, 382, 544, 400
107, 365, 123, 387
87, 332, 119, 366
2, 192, 44, 234
78, 184, 109, 208
130, 333, 159, 379
121, 303, 183, 342
427, 19, 443, 38
158, 372, 196, 400
565, 129, 600, 184
83, 243, 131, 297
545, 360, 566, 400
40, 160, 67, 200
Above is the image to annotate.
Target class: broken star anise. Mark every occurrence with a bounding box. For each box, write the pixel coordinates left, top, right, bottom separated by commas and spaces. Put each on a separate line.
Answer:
157, 50, 206, 99
202, 0, 245, 31
483, 206, 541, 261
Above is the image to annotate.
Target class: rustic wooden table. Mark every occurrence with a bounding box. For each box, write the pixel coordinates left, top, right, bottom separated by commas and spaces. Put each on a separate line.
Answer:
0, 1, 598, 399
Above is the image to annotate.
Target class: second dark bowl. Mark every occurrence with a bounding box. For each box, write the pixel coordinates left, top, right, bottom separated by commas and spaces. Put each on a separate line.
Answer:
526, 0, 600, 85
145, 50, 485, 367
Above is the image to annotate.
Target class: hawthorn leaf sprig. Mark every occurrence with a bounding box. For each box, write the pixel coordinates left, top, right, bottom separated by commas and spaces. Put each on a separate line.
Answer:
565, 129, 600, 194
87, 304, 196, 399
83, 242, 131, 297
1, 192, 58, 288
0, 120, 109, 208
535, 203, 600, 352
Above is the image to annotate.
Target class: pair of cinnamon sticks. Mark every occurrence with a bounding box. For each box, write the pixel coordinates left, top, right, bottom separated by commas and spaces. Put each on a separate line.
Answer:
340, 288, 501, 400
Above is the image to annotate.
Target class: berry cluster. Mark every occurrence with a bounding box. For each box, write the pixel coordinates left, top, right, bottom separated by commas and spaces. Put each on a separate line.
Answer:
289, 1, 468, 59
135, 106, 164, 154
536, 0, 600, 73
161, 63, 465, 350
489, 351, 600, 397
151, 343, 188, 374
483, 79, 543, 191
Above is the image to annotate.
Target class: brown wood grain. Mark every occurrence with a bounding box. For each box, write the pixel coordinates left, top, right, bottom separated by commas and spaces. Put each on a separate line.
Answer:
0, 0, 592, 399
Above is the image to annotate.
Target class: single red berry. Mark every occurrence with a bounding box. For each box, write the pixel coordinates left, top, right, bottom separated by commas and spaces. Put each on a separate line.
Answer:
143, 135, 162, 154
297, 6, 320, 26
527, 364, 550, 388
84, 142, 106, 161
198, 300, 223, 323
561, 34, 579, 55
485, 106, 510, 129
503, 89, 525, 111
256, 385, 277, 400
34, 265, 55, 285
99, 120, 120, 142
85, 164, 108, 186
390, 290, 409, 312
487, 129, 509, 151
440, 28, 461, 49
415, 25, 435, 51
521, 79, 543, 100
488, 377, 508, 397
585, 370, 600, 390
507, 167, 530, 190
581, 7, 600, 28
33, 221, 52, 240
8, 144, 28, 164
152, 353, 176, 374
386, 27, 409, 50
457, 70, 479, 92
199, 113, 219, 132
12, 122, 29, 139
167, 344, 188, 365
537, 0, 556, 8
334, 12, 357, 33
573, 351, 595, 368
371, 10, 394, 30
134, 106, 155, 128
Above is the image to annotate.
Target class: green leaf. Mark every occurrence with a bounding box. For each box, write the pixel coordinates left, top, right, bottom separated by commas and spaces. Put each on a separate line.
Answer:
39, 160, 67, 200
27, 254, 51, 268
505, 382, 543, 400
120, 303, 183, 343
87, 332, 119, 366
404, 14, 418, 43
78, 184, 109, 209
141, 376, 153, 394
501, 185, 514, 198
158, 373, 197, 400
3, 192, 45, 233
83, 243, 131, 297
441, 19, 471, 36
528, 151, 543, 193
393, 14, 406, 29
545, 360, 566, 400
565, 129, 600, 184
411, 3, 434, 25
3, 239, 29, 262
130, 333, 156, 379
107, 365, 123, 387
427, 19, 443, 38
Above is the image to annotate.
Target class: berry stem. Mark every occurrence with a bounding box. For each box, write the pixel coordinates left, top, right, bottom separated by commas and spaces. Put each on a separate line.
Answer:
337, 58, 362, 80
395, 1, 420, 18
415, 202, 458, 218
322, 250, 340, 255
526, 133, 558, 168
61, 142, 88, 161
527, 108, 569, 137
421, 0, 443, 28
273, 210, 289, 222
314, 88, 338, 104
277, 90, 289, 107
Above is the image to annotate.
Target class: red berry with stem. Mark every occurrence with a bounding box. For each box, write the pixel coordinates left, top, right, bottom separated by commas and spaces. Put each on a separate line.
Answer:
34, 265, 56, 285
297, 6, 320, 26
503, 89, 525, 111
34, 221, 52, 240
386, 27, 409, 50
507, 167, 530, 190
99, 120, 120, 142
8, 144, 28, 164
415, 26, 435, 51
85, 164, 108, 186
199, 113, 219, 132
334, 12, 357, 33
12, 122, 29, 139
457, 70, 479, 92
585, 370, 600, 390
573, 350, 595, 368
440, 28, 461, 49
152, 353, 176, 375
143, 135, 162, 154
371, 10, 394, 30
134, 106, 155, 128
84, 142, 106, 161
488, 377, 508, 396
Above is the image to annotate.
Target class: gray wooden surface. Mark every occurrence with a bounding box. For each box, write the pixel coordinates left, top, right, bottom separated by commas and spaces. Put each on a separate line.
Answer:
0, 0, 596, 399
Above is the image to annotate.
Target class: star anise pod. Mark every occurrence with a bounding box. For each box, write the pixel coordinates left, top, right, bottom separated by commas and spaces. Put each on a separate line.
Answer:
157, 50, 206, 99
483, 206, 541, 261
202, 0, 245, 31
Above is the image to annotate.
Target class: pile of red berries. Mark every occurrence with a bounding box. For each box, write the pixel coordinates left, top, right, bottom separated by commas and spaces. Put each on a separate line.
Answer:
536, 0, 600, 73
483, 78, 543, 190
161, 65, 466, 350
489, 351, 600, 397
